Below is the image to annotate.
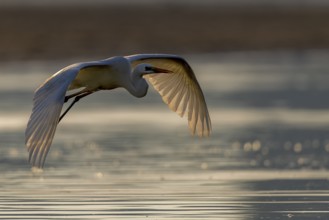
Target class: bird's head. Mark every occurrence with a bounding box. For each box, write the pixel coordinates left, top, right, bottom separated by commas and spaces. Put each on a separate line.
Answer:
136, 63, 172, 76
130, 64, 172, 98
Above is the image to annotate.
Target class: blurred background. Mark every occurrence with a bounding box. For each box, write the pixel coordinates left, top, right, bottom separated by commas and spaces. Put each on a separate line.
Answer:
1, 1, 329, 219
1, 0, 329, 60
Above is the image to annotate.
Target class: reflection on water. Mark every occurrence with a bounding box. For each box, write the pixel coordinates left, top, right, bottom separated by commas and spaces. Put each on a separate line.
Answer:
1, 51, 329, 219
2, 170, 329, 219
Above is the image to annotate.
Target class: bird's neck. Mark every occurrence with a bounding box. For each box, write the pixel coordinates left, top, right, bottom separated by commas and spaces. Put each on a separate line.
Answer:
125, 68, 148, 98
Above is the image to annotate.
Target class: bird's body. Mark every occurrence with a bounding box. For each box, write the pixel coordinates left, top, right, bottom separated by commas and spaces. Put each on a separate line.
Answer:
25, 54, 211, 168
69, 64, 118, 91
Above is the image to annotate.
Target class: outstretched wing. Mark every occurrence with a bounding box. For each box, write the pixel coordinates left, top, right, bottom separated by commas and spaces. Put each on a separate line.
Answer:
126, 54, 211, 137
25, 65, 80, 168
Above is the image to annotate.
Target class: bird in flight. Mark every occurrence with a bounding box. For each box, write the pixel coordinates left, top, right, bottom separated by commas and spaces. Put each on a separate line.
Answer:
25, 54, 211, 168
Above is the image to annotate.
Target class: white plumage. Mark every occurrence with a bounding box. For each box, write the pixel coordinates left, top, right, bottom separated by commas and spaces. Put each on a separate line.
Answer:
25, 54, 211, 168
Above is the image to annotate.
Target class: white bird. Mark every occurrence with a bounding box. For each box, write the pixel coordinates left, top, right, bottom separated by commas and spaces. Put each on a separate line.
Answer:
25, 54, 211, 168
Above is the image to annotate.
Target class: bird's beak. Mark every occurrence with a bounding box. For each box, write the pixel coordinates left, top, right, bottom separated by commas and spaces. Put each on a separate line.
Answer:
150, 66, 172, 73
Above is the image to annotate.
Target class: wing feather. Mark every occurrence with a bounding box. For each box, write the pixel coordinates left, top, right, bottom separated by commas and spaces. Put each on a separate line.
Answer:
25, 66, 80, 168
179, 81, 190, 117
188, 86, 196, 132
169, 75, 185, 112
167, 74, 184, 104
126, 54, 211, 137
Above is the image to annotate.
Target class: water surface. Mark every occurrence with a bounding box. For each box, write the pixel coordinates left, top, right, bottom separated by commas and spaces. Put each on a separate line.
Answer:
1, 51, 329, 219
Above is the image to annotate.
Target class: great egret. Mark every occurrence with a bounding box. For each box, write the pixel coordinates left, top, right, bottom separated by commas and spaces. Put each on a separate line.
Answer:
25, 54, 211, 168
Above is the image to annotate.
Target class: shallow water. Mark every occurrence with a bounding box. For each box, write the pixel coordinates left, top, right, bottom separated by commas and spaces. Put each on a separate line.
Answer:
1, 51, 329, 219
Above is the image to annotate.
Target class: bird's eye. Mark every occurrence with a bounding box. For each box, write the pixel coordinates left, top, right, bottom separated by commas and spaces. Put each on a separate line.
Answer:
145, 66, 152, 71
